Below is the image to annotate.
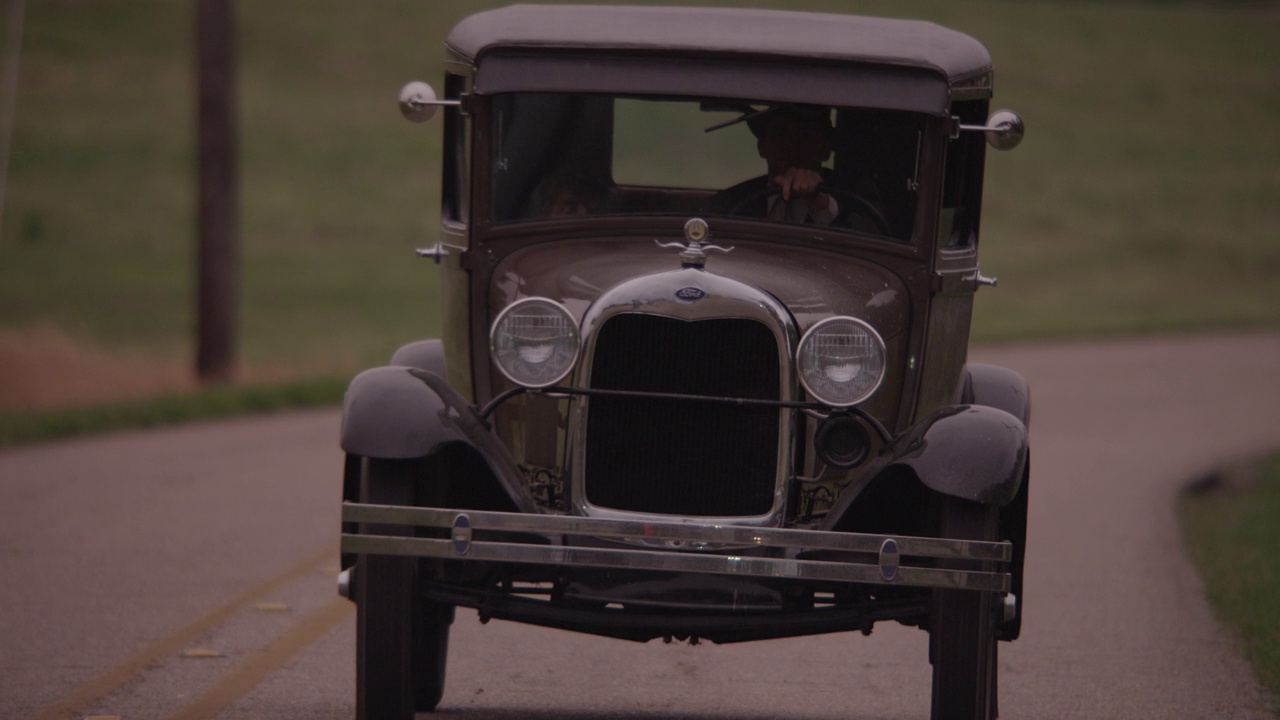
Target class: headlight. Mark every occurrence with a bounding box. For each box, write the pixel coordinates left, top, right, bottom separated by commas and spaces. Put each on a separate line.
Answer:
796, 317, 886, 407
490, 298, 580, 388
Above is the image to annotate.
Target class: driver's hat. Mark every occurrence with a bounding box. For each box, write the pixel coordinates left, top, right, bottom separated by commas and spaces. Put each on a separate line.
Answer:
746, 105, 833, 138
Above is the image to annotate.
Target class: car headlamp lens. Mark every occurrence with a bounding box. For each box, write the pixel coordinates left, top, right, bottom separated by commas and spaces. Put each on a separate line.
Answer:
796, 317, 886, 407
491, 298, 580, 388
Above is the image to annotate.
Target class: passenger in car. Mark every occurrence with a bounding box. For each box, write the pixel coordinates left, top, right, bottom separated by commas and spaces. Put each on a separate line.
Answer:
529, 168, 612, 218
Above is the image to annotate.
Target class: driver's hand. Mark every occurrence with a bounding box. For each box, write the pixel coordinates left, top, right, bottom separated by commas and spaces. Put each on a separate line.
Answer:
772, 167, 832, 214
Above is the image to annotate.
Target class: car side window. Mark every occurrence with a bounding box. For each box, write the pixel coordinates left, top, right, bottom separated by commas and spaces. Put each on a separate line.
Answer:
442, 73, 469, 227
940, 100, 987, 250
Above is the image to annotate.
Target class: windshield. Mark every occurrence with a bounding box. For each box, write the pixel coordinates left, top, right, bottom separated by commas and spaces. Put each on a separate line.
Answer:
489, 93, 924, 242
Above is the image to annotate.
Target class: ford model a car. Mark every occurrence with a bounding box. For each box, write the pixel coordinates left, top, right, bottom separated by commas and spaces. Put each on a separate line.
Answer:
338, 6, 1029, 720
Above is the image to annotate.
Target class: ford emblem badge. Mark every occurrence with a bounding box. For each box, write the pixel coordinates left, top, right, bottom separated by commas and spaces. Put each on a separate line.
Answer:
676, 287, 706, 301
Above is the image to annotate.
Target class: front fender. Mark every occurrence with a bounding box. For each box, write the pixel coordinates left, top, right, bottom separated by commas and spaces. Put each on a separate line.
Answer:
964, 363, 1030, 427
340, 367, 534, 511
894, 405, 1028, 506
389, 338, 447, 376
340, 366, 463, 459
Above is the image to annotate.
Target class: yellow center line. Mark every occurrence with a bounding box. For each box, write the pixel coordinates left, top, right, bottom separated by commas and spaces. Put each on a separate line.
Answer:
164, 596, 353, 720
25, 544, 338, 720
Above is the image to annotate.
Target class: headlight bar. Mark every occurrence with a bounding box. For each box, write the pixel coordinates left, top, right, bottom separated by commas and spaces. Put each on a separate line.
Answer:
476, 384, 894, 446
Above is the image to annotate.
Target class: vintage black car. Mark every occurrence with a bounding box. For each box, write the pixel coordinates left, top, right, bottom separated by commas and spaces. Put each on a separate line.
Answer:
338, 6, 1029, 720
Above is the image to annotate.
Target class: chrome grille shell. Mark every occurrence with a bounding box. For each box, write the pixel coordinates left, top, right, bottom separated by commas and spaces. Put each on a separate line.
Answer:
567, 268, 798, 528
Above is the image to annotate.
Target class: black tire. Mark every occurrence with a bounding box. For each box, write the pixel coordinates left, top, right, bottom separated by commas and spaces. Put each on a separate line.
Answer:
929, 496, 1000, 720
412, 605, 452, 712
356, 457, 453, 720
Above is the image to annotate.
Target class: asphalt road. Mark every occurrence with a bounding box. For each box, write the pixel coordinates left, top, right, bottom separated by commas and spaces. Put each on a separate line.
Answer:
2, 333, 1278, 720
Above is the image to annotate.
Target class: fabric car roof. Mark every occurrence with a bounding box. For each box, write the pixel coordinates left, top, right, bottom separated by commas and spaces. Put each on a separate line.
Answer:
446, 5, 993, 84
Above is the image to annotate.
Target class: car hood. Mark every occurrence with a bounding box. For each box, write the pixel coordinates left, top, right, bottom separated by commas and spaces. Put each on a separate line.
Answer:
489, 236, 910, 338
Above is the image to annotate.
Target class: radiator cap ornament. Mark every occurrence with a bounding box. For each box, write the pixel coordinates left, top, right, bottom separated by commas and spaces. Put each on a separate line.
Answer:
654, 218, 733, 269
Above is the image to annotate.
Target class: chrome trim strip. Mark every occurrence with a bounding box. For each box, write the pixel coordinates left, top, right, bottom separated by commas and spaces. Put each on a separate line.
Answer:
342, 503, 1011, 592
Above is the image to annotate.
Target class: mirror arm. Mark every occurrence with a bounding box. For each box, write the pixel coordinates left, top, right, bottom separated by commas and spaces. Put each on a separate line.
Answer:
399, 81, 463, 123
951, 118, 1011, 137
408, 98, 462, 111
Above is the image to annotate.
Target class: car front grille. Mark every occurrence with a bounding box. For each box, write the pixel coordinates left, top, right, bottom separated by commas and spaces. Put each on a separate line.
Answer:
584, 314, 781, 517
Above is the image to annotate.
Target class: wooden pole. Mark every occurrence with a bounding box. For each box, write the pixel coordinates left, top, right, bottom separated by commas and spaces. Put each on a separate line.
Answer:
0, 0, 27, 245
195, 0, 238, 383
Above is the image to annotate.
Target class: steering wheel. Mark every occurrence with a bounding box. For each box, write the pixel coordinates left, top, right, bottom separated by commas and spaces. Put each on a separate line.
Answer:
725, 183, 891, 236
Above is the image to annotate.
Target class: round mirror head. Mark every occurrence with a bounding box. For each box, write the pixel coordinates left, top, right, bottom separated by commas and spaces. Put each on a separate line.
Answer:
985, 109, 1025, 151
399, 81, 439, 123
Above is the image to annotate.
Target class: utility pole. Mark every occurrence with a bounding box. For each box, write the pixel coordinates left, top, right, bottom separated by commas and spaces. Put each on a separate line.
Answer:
195, 0, 238, 383
0, 0, 26, 245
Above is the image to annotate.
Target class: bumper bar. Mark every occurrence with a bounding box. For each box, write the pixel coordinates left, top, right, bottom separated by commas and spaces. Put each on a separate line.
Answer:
341, 502, 1011, 593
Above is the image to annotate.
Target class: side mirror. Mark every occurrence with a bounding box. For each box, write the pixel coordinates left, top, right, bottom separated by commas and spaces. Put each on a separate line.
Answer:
954, 109, 1025, 151
982, 110, 1025, 151
398, 81, 460, 123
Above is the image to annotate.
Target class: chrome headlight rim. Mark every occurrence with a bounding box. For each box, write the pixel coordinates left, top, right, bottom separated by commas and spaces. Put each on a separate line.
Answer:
795, 316, 887, 408
490, 297, 581, 389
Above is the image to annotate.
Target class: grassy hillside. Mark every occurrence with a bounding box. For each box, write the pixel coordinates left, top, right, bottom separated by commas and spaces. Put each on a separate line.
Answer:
1181, 453, 1280, 705
1, 0, 1277, 398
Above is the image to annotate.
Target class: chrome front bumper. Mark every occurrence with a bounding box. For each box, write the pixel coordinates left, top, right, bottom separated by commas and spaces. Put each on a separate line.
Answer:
341, 502, 1011, 593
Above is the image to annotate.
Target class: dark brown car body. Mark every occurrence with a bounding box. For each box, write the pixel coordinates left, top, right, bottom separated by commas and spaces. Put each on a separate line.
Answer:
338, 6, 1028, 720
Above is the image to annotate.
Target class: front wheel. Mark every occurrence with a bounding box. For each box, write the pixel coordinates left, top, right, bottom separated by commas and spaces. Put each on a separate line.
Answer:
356, 457, 453, 720
929, 496, 1000, 720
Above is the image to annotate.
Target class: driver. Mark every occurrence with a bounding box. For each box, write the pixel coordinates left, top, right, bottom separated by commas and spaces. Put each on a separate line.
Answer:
751, 105, 838, 224
712, 105, 882, 232
706, 105, 837, 224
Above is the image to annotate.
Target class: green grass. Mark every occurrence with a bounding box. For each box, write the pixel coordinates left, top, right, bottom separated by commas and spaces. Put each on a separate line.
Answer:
968, 1, 1280, 341
1181, 454, 1280, 707
0, 375, 347, 448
